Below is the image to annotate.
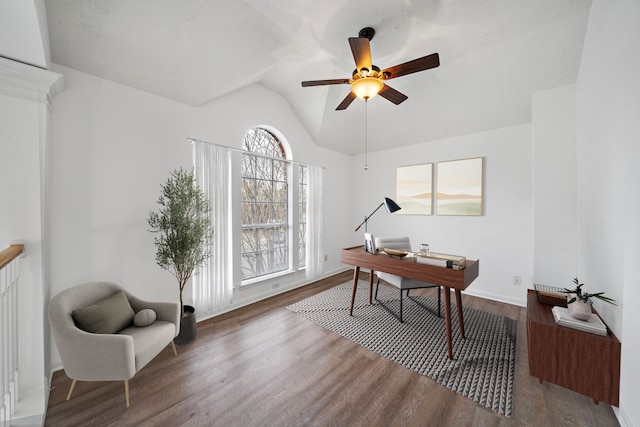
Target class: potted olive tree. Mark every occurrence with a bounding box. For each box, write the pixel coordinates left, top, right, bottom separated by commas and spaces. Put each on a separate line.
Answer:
148, 168, 212, 345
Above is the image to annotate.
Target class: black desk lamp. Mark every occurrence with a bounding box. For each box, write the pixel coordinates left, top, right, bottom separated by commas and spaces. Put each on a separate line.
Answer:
354, 197, 402, 232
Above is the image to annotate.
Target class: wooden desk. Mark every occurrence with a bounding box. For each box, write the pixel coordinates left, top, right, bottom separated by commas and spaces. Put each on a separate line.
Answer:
340, 246, 480, 359
526, 290, 621, 405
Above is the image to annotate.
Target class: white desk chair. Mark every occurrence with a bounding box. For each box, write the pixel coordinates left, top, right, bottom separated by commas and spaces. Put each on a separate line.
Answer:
374, 236, 442, 322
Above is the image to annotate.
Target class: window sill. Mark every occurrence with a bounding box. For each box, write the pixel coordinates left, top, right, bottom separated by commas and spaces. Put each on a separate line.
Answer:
241, 269, 300, 287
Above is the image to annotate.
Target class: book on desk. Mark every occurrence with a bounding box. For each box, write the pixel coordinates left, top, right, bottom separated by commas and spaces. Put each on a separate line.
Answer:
415, 252, 466, 269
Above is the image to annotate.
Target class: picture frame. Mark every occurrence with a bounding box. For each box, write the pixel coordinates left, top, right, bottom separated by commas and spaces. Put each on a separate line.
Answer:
395, 163, 433, 215
436, 157, 483, 216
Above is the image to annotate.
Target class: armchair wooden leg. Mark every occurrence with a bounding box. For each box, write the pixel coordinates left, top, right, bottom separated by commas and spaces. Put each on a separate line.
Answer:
124, 380, 130, 408
66, 379, 77, 401
171, 340, 178, 356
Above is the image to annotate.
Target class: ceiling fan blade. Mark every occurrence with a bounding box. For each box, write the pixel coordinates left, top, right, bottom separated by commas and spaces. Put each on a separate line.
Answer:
301, 78, 350, 87
378, 84, 408, 105
348, 37, 372, 72
336, 92, 357, 110
382, 53, 440, 80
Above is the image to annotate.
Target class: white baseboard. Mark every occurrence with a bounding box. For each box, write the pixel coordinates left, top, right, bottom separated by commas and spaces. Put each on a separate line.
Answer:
197, 267, 351, 323
463, 288, 527, 307
613, 405, 630, 427
12, 380, 46, 427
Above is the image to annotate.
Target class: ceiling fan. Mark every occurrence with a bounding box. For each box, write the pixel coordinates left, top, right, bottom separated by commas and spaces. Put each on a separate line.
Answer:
301, 27, 440, 110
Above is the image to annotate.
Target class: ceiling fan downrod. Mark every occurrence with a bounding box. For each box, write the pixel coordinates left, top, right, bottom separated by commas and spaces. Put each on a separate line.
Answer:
358, 27, 375, 41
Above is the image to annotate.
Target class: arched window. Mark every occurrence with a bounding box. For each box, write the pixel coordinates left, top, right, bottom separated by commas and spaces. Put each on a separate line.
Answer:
241, 127, 296, 280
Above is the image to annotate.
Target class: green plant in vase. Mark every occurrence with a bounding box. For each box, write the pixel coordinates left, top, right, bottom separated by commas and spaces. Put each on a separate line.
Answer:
562, 277, 616, 321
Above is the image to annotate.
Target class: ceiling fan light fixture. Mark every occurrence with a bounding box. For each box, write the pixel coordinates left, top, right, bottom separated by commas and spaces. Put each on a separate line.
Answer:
352, 77, 384, 100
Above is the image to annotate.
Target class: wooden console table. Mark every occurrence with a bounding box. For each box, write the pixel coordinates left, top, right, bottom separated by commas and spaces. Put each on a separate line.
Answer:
340, 246, 479, 359
526, 289, 621, 405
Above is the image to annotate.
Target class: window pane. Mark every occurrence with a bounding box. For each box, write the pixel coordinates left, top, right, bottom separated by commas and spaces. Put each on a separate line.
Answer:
299, 202, 306, 222
241, 253, 257, 278
242, 178, 256, 201
255, 203, 270, 224
242, 228, 257, 252
242, 202, 255, 224
273, 161, 286, 182
274, 182, 287, 202
273, 203, 286, 223
242, 155, 256, 178
299, 223, 306, 268
256, 180, 273, 202
258, 228, 271, 251
273, 247, 287, 271
299, 224, 306, 246
256, 157, 272, 180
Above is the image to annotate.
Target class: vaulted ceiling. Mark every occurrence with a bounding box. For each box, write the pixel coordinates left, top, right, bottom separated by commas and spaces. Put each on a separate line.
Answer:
44, 0, 592, 155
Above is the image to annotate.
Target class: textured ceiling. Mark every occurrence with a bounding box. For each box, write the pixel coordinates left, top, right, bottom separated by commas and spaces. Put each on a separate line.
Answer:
45, 0, 592, 155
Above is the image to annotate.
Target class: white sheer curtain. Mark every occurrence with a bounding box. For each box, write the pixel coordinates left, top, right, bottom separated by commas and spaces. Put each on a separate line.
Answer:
305, 164, 324, 279
193, 141, 233, 313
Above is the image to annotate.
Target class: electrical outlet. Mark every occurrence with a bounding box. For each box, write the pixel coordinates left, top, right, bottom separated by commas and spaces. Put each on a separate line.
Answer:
324, 254, 328, 262
513, 276, 521, 286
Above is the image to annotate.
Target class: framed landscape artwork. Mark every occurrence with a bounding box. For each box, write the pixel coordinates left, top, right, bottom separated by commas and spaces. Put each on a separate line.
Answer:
396, 163, 432, 215
436, 157, 483, 216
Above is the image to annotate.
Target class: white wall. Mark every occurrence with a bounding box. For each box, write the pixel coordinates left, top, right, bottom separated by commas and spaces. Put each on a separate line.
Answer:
349, 124, 534, 306
532, 85, 578, 286
46, 65, 352, 369
577, 0, 640, 425
47, 64, 194, 311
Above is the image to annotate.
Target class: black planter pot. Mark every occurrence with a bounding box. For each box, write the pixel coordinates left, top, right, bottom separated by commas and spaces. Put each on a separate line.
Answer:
174, 304, 196, 346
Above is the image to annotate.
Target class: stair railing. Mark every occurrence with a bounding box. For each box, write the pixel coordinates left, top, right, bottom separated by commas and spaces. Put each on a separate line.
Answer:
0, 244, 24, 426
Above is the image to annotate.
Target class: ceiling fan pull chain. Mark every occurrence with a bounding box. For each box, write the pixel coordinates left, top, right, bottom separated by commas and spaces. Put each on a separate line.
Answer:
364, 99, 368, 170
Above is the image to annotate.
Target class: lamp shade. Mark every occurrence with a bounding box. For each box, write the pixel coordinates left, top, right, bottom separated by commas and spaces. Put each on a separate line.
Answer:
352, 77, 384, 100
383, 197, 401, 213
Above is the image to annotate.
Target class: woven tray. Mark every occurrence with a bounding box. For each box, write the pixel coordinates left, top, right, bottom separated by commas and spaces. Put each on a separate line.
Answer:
534, 284, 567, 307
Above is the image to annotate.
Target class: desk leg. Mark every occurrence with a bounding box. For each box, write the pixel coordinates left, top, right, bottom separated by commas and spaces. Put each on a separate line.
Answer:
444, 287, 453, 359
369, 270, 374, 304
455, 289, 465, 339
349, 266, 360, 316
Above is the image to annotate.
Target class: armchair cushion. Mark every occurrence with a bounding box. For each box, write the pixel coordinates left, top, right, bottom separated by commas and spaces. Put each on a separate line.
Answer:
72, 290, 135, 334
133, 309, 157, 327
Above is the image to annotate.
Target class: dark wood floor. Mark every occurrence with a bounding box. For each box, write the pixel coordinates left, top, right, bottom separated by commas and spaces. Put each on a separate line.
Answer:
45, 271, 619, 426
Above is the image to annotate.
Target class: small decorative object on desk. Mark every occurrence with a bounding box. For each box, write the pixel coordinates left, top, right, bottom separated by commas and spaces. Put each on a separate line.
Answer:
415, 252, 466, 269
382, 248, 408, 258
533, 284, 567, 307
561, 277, 617, 321
420, 243, 429, 255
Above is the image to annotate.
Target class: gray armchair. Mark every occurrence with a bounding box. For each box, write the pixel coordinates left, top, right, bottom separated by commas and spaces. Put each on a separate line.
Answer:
374, 236, 441, 322
48, 281, 180, 407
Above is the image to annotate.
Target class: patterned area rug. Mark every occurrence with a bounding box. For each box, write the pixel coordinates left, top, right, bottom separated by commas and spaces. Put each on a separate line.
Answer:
286, 280, 517, 417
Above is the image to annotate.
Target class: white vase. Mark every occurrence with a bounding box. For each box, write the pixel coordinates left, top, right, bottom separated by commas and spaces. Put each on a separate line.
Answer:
568, 300, 592, 321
